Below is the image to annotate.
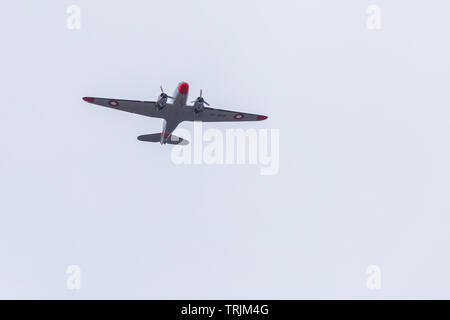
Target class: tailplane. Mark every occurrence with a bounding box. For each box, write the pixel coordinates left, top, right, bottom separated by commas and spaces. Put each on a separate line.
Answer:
137, 133, 189, 145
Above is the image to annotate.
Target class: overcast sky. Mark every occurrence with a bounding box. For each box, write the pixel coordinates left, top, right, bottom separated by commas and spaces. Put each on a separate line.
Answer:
1, 0, 450, 299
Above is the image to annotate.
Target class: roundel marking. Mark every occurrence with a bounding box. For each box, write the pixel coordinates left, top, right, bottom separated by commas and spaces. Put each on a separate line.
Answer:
233, 113, 244, 120
109, 100, 119, 107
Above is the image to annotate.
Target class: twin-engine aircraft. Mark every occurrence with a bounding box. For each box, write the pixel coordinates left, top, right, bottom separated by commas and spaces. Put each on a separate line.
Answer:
83, 82, 268, 145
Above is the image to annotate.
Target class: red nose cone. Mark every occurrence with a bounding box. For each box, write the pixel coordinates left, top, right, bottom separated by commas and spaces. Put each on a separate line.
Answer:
177, 82, 189, 95
257, 115, 268, 120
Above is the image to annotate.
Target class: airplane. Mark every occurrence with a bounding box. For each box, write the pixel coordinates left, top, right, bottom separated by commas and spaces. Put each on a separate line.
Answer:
82, 82, 268, 145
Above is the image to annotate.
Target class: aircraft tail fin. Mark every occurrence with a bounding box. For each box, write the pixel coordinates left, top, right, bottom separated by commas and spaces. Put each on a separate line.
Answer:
137, 133, 189, 145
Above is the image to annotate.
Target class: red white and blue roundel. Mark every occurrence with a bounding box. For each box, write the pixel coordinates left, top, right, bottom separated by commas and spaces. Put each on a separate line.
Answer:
108, 100, 119, 107
233, 113, 244, 119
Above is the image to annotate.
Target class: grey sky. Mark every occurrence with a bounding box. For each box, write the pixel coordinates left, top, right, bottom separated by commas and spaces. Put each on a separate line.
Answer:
1, 0, 450, 298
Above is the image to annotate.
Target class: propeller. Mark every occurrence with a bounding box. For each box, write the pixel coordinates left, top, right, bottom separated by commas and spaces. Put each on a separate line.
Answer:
191, 89, 210, 106
159, 86, 173, 99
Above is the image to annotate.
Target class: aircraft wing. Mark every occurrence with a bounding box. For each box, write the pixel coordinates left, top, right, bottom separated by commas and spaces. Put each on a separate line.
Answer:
194, 106, 268, 122
82, 97, 164, 119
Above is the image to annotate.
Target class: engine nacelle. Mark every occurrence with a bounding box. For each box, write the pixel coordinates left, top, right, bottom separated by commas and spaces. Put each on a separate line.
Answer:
193, 101, 205, 114
155, 94, 168, 111
192, 90, 209, 114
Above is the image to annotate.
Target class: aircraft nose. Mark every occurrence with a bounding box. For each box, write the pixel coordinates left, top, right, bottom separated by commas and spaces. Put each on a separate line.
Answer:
177, 82, 189, 95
